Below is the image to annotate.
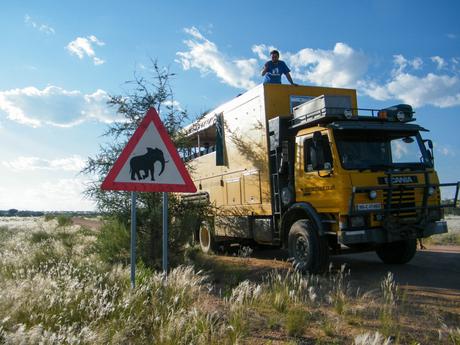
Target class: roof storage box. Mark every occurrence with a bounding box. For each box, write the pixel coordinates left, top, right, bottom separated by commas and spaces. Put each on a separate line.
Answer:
292, 95, 352, 126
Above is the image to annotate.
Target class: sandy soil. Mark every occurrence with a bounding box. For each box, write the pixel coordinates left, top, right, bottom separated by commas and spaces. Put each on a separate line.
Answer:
71, 216, 102, 230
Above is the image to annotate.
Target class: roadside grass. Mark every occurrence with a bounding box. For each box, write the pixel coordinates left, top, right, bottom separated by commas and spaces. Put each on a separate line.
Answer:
426, 231, 460, 246
0, 216, 459, 344
425, 216, 460, 246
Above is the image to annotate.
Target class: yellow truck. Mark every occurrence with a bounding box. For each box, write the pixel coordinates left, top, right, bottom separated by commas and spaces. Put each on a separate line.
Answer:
182, 83, 459, 273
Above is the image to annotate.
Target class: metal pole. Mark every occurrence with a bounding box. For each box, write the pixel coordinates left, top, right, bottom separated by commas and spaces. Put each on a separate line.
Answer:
162, 192, 168, 273
130, 192, 137, 288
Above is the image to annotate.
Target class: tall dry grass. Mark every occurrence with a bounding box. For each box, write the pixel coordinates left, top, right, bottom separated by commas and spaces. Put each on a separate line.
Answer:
1, 217, 457, 344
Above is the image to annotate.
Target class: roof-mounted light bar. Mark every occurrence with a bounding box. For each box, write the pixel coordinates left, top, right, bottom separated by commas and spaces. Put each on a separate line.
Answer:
378, 104, 414, 122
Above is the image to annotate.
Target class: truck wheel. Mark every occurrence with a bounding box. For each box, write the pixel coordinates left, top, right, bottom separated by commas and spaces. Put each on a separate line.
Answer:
288, 219, 329, 274
199, 221, 216, 254
376, 239, 417, 264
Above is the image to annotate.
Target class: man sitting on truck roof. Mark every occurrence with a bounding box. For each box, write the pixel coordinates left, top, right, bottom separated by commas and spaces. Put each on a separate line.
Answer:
261, 49, 297, 85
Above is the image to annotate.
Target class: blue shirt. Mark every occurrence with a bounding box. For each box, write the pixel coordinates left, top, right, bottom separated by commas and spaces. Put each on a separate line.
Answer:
263, 60, 290, 84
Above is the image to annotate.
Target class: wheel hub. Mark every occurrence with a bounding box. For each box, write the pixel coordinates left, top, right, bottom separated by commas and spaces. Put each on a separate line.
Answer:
200, 227, 210, 247
295, 235, 310, 261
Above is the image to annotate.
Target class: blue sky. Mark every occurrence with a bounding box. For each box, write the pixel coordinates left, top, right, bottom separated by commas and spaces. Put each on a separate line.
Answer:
0, 0, 459, 211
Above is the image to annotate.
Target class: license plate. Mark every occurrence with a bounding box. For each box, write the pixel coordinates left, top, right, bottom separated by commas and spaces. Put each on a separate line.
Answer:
356, 203, 382, 211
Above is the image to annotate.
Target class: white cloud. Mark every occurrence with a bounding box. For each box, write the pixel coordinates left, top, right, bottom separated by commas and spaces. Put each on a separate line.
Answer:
176, 27, 257, 89
2, 155, 86, 172
163, 99, 185, 113
177, 30, 368, 89
177, 29, 460, 108
392, 55, 423, 75
362, 54, 460, 108
0, 178, 96, 211
176, 29, 368, 89
436, 145, 456, 157
0, 86, 121, 127
285, 43, 369, 87
66, 35, 105, 65
24, 14, 55, 35
251, 44, 276, 61
431, 56, 446, 70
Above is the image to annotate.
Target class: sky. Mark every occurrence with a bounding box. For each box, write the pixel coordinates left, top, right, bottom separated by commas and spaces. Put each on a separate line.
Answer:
0, 0, 459, 211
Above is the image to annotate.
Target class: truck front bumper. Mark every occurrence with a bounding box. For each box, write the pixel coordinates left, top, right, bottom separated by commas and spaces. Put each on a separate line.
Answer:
339, 220, 448, 245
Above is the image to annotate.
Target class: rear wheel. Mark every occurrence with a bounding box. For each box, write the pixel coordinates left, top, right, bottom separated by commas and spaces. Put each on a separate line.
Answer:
376, 239, 417, 264
199, 220, 217, 254
288, 219, 329, 274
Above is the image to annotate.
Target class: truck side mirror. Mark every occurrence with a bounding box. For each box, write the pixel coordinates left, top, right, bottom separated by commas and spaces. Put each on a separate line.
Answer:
427, 139, 433, 150
423, 139, 434, 163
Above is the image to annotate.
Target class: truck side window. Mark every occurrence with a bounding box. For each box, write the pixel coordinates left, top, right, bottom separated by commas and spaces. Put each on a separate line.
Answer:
304, 133, 333, 172
182, 112, 225, 166
215, 113, 225, 166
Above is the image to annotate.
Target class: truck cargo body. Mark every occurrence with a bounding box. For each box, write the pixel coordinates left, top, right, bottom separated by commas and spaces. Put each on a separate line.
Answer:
184, 84, 357, 239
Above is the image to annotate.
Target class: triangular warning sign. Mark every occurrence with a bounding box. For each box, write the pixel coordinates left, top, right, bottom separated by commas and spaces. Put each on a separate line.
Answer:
101, 108, 197, 193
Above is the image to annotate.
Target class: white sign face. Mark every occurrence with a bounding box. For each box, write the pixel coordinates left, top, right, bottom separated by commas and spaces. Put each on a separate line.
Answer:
114, 122, 184, 185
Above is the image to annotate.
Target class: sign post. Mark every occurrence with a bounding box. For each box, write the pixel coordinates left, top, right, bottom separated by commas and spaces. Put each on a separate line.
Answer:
101, 108, 196, 288
130, 192, 137, 288
162, 192, 168, 273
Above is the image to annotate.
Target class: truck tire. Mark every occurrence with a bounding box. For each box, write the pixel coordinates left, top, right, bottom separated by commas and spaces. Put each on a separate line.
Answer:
288, 219, 329, 274
376, 239, 417, 264
199, 221, 216, 254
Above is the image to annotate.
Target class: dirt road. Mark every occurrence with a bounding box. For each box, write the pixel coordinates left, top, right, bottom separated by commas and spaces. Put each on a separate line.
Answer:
243, 245, 460, 291
71, 217, 102, 231
332, 246, 460, 291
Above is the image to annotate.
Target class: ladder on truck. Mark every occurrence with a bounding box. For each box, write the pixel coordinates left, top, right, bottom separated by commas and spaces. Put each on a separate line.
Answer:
269, 133, 283, 244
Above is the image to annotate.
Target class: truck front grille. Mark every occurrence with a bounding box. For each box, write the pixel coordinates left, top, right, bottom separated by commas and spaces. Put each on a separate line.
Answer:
383, 188, 417, 218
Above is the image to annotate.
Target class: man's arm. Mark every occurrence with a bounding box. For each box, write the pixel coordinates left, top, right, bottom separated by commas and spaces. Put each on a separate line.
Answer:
261, 62, 269, 76
285, 72, 297, 86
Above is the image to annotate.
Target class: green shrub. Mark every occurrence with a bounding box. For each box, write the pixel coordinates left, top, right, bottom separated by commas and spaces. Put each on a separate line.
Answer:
30, 230, 53, 244
285, 305, 310, 337
44, 214, 55, 222
77, 226, 96, 237
56, 215, 73, 229
0, 226, 13, 246
94, 219, 130, 265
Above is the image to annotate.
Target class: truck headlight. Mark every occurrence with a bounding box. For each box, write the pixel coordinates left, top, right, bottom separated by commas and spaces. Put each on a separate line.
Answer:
397, 111, 406, 121
344, 109, 353, 119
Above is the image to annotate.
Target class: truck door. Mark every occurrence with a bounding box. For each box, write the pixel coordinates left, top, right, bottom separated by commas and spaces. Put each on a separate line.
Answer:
295, 131, 341, 212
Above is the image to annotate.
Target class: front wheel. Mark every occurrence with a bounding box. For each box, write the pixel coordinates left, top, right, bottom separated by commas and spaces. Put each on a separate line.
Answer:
376, 239, 417, 264
288, 219, 329, 274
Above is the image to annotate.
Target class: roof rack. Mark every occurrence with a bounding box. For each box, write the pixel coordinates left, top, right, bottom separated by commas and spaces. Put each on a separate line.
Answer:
289, 94, 415, 130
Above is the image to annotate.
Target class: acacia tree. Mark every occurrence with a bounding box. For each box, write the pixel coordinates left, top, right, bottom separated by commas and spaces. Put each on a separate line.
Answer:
83, 61, 204, 269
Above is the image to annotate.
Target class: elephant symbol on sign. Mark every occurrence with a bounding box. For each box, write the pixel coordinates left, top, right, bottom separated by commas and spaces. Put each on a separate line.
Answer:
129, 147, 167, 181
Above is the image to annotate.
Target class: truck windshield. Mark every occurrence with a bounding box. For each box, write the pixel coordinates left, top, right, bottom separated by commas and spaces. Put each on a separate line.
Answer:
334, 130, 431, 171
